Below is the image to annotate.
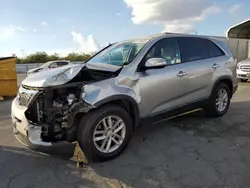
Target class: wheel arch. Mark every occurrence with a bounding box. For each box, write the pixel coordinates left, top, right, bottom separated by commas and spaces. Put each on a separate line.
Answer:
211, 76, 233, 98
93, 95, 140, 131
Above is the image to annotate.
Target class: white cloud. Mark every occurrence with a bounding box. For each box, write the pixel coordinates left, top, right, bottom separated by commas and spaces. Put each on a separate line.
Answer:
0, 25, 26, 39
46, 48, 76, 57
1, 31, 101, 57
14, 26, 26, 31
116, 12, 122, 16
41, 22, 48, 26
0, 26, 15, 39
163, 23, 195, 34
207, 6, 221, 14
228, 4, 241, 14
71, 31, 100, 53
33, 28, 37, 32
19, 49, 27, 57
124, 0, 220, 33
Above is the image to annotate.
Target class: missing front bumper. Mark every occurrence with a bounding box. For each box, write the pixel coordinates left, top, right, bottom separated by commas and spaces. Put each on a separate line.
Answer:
12, 97, 53, 147
12, 121, 52, 147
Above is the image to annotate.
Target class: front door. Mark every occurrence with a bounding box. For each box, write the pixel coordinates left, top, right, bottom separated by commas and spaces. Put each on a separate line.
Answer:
137, 38, 191, 118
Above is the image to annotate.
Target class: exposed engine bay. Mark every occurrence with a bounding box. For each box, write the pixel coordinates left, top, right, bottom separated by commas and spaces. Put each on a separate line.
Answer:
24, 67, 120, 143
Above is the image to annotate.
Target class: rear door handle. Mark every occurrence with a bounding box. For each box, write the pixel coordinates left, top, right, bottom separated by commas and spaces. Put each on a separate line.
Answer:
212, 63, 220, 69
177, 71, 187, 78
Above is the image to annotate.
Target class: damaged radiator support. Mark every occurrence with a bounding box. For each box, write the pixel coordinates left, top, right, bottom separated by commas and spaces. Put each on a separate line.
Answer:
25, 82, 92, 143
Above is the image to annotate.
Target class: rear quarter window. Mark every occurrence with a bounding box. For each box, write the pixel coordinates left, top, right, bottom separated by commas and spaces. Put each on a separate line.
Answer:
205, 39, 225, 57
178, 37, 210, 62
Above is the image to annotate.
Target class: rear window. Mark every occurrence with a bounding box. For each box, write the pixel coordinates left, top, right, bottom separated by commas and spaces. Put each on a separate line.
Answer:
205, 39, 225, 57
178, 37, 210, 62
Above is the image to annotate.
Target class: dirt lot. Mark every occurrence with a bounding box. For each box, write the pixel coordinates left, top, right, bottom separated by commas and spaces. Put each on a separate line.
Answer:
1, 78, 250, 188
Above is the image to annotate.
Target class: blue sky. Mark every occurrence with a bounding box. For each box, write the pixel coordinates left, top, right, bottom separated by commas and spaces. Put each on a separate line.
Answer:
0, 0, 249, 57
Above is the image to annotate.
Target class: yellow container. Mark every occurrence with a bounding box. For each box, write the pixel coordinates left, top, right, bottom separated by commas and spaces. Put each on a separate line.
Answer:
0, 57, 18, 96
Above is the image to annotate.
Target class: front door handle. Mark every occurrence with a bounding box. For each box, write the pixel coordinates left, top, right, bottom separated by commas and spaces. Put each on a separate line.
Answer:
177, 71, 187, 78
212, 63, 220, 69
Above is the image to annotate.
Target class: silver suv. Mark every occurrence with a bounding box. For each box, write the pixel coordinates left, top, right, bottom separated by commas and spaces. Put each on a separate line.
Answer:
11, 33, 238, 161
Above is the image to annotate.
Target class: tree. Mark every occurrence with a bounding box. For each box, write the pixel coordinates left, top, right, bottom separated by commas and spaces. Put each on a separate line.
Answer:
16, 52, 92, 64
64, 53, 91, 61
48, 53, 59, 61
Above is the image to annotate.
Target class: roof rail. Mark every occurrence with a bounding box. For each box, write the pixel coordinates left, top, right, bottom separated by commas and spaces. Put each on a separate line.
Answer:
146, 33, 166, 38
165, 32, 226, 39
165, 32, 190, 35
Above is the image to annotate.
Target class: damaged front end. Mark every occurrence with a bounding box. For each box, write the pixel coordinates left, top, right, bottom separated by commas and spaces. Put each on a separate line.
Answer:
13, 64, 120, 147
24, 82, 92, 145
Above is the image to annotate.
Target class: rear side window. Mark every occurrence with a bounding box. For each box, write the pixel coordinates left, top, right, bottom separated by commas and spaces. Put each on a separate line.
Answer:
57, 61, 68, 66
178, 37, 210, 62
205, 39, 225, 57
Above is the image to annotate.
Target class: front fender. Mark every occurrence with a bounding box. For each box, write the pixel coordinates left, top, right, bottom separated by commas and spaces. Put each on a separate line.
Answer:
94, 94, 139, 111
82, 77, 141, 107
82, 77, 141, 129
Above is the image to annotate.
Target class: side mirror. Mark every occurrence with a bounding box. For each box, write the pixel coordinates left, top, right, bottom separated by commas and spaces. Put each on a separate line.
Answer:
145, 58, 167, 69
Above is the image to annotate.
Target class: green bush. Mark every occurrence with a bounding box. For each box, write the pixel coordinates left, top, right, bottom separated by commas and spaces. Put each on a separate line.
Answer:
16, 52, 92, 64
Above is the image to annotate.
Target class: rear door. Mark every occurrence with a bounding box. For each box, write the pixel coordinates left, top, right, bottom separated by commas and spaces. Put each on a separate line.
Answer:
177, 37, 219, 102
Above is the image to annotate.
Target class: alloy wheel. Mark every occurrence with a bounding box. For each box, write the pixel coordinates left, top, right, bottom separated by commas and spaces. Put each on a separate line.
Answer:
93, 115, 126, 153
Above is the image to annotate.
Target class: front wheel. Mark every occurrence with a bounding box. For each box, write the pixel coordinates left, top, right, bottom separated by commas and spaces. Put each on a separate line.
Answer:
77, 105, 132, 162
204, 83, 231, 118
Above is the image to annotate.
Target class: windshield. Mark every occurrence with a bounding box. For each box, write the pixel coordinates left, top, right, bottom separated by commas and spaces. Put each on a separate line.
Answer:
87, 41, 147, 67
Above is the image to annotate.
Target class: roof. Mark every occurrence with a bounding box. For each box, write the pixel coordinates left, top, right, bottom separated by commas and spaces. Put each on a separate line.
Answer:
118, 32, 225, 45
227, 19, 250, 39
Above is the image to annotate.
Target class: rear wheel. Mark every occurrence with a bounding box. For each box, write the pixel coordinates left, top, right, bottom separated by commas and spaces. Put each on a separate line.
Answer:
204, 83, 231, 117
77, 105, 132, 162
241, 79, 248, 82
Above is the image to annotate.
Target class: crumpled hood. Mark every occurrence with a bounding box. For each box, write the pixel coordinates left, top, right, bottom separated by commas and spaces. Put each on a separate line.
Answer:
22, 64, 85, 87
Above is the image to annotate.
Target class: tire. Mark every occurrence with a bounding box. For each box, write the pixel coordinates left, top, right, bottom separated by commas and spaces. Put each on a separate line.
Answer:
241, 79, 248, 82
77, 104, 132, 162
204, 83, 231, 118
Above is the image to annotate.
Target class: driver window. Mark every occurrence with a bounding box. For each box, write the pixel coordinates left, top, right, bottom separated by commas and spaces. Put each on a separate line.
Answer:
145, 38, 181, 65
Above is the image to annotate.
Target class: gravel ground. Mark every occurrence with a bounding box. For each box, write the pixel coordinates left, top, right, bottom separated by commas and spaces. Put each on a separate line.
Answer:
1, 77, 250, 188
